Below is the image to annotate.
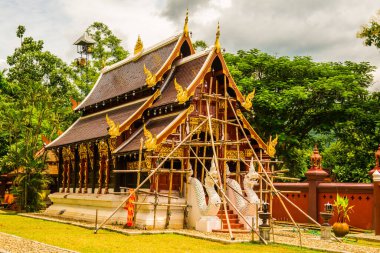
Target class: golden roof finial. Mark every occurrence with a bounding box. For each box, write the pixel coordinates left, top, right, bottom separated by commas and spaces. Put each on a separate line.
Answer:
134, 35, 143, 55
242, 89, 255, 111
106, 114, 120, 138
214, 22, 221, 53
143, 124, 157, 151
174, 78, 189, 104
143, 64, 157, 87
267, 134, 279, 158
183, 9, 189, 37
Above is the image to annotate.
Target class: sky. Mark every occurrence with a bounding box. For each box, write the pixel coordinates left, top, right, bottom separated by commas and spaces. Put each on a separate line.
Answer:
0, 0, 379, 90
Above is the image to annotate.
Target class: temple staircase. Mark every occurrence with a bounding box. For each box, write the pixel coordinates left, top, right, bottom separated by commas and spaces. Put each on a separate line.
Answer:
212, 205, 250, 233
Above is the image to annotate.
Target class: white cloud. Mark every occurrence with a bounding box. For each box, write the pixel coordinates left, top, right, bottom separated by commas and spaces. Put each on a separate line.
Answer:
0, 0, 379, 90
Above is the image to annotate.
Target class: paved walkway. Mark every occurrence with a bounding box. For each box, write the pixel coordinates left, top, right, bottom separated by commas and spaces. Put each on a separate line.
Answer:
347, 233, 380, 242
0, 232, 77, 253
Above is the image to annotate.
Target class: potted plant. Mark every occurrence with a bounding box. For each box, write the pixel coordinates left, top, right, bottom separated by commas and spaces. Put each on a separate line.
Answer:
332, 194, 354, 237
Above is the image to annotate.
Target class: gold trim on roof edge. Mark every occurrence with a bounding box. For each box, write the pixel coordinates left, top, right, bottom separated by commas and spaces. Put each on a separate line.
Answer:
144, 64, 157, 88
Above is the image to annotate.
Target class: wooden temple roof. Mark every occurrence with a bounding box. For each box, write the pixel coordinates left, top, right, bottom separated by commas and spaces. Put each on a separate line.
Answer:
47, 100, 146, 148
153, 51, 210, 108
47, 23, 272, 156
76, 34, 182, 111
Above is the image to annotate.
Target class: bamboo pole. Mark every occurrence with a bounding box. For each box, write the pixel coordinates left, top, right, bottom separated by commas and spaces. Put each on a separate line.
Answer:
133, 138, 144, 227
223, 76, 228, 192
113, 169, 190, 173
199, 116, 240, 127
153, 189, 158, 229
228, 98, 302, 247
180, 158, 184, 197
94, 119, 208, 233
205, 100, 234, 240
145, 156, 280, 163
165, 142, 175, 229
194, 132, 200, 179
201, 128, 208, 184
236, 127, 241, 184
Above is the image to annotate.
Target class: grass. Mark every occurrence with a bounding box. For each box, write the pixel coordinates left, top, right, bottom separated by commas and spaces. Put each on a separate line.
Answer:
344, 237, 380, 248
0, 213, 324, 253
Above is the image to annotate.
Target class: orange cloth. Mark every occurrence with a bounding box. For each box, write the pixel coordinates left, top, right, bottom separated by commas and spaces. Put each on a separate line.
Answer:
4, 194, 14, 204
7, 194, 14, 204
124, 189, 136, 227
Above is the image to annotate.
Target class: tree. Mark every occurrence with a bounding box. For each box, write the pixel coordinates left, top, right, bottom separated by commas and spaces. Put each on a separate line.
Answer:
224, 49, 378, 181
0, 26, 79, 211
193, 40, 208, 51
72, 22, 129, 95
357, 10, 380, 49
16, 25, 25, 45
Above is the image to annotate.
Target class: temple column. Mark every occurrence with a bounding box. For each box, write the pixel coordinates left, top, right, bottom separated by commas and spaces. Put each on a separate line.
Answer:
78, 143, 88, 194
97, 140, 108, 194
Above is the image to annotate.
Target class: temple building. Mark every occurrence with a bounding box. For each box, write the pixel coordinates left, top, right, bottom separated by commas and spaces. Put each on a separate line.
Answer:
45, 12, 277, 233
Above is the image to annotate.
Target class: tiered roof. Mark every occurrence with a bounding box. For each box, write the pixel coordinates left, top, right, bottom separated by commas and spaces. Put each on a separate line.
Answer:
48, 14, 270, 156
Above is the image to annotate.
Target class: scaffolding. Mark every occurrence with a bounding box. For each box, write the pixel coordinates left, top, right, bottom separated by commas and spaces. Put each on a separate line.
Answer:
94, 76, 342, 246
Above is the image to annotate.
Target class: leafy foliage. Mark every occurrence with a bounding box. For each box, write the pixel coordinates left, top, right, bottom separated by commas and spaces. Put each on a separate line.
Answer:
0, 27, 78, 211
225, 49, 379, 180
333, 194, 354, 223
193, 40, 208, 51
72, 22, 129, 95
357, 10, 380, 49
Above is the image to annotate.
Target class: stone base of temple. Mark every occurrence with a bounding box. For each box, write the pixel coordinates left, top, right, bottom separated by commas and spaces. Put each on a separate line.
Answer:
134, 194, 186, 229
195, 216, 221, 232
45, 192, 127, 225
44, 191, 186, 229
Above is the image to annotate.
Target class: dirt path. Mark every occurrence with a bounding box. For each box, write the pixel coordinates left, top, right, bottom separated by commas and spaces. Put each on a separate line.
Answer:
0, 232, 77, 253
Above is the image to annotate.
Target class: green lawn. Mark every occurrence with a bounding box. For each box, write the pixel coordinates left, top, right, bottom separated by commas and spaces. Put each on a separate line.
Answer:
0, 213, 322, 253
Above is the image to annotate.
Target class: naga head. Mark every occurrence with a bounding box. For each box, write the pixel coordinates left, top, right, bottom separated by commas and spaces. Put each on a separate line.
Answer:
205, 156, 219, 187
244, 158, 259, 188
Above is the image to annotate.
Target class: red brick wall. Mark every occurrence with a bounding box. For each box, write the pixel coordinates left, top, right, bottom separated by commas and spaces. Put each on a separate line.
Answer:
271, 182, 374, 230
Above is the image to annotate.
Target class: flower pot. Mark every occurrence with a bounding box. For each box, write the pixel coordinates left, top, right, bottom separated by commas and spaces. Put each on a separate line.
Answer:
332, 222, 349, 237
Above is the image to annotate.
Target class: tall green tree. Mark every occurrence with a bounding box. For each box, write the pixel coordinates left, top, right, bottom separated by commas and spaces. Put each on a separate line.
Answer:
225, 49, 379, 181
72, 22, 129, 95
0, 27, 79, 211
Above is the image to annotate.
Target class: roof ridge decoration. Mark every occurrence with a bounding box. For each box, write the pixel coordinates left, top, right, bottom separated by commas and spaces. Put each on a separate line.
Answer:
143, 124, 157, 151
106, 114, 121, 138
183, 9, 189, 37
242, 89, 255, 111
101, 34, 181, 75
174, 78, 189, 104
214, 22, 221, 53
134, 35, 144, 55
144, 64, 157, 88
267, 135, 278, 158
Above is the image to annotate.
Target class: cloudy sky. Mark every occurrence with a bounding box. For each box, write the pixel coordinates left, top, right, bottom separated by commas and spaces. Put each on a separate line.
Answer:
1, 0, 379, 90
